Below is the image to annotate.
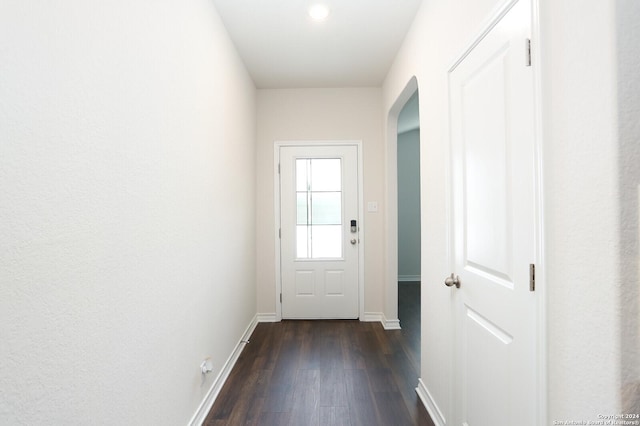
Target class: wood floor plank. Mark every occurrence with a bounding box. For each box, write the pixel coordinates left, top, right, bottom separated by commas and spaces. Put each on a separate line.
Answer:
319, 368, 348, 408
319, 406, 352, 426
408, 398, 437, 426
261, 324, 302, 413
367, 367, 400, 393
288, 369, 320, 426
240, 397, 265, 426
221, 369, 273, 425
317, 322, 347, 371
224, 389, 264, 425
340, 321, 366, 370
256, 411, 292, 426
357, 325, 390, 370
205, 364, 260, 421
374, 390, 415, 426
249, 323, 283, 371
297, 323, 323, 371
344, 368, 382, 426
398, 282, 421, 369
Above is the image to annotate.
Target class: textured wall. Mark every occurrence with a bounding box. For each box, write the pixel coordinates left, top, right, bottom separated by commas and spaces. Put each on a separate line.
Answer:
255, 88, 385, 316
540, 0, 623, 418
0, 1, 256, 424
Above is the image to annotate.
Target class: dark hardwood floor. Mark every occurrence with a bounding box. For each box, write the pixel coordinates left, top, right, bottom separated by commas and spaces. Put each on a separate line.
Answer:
204, 282, 431, 426
398, 281, 421, 371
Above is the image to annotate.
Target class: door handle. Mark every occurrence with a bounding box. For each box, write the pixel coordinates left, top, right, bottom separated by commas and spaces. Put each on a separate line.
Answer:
350, 238, 357, 245
444, 273, 461, 288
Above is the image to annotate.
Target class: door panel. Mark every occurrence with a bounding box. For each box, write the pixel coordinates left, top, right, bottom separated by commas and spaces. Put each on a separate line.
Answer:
463, 47, 513, 285
280, 145, 359, 319
324, 270, 345, 295
449, 1, 538, 424
295, 270, 315, 295
465, 307, 511, 426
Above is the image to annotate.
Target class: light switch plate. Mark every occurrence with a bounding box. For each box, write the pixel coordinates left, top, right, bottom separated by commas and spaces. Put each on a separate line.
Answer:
367, 201, 378, 212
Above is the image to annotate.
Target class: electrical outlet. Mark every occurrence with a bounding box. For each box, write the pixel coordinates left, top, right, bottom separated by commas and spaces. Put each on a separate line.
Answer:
200, 358, 213, 374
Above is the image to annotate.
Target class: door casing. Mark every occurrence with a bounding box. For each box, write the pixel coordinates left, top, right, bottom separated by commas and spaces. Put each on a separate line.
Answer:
385, 77, 420, 330
274, 140, 365, 321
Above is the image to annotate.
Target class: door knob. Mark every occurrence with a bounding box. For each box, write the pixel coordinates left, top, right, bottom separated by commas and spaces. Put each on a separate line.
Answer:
444, 273, 460, 288
350, 238, 357, 245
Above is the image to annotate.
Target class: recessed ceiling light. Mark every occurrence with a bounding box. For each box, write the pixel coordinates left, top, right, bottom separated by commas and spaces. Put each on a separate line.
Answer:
308, 4, 330, 21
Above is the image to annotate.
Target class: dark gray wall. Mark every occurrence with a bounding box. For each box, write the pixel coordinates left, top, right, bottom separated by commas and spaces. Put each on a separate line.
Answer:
397, 128, 421, 280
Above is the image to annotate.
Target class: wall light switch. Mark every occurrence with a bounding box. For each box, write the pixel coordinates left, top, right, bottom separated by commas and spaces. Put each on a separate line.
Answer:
367, 201, 378, 212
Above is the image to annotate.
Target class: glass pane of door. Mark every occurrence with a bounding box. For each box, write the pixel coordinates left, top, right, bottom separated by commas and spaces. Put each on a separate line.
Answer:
295, 158, 343, 259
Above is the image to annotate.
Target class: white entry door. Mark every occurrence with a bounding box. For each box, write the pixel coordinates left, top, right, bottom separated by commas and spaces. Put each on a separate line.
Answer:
279, 145, 360, 319
449, 1, 539, 424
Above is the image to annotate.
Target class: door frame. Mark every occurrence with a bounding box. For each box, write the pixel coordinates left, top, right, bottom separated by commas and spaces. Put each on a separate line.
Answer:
445, 0, 547, 423
273, 140, 365, 321
385, 77, 420, 328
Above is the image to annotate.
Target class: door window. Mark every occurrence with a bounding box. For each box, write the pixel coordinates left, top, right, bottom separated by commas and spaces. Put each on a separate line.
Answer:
295, 158, 342, 259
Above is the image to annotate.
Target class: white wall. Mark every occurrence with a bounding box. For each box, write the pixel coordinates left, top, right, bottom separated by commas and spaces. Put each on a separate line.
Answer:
383, 0, 638, 421
397, 129, 421, 279
255, 88, 385, 317
0, 1, 256, 424
540, 0, 623, 418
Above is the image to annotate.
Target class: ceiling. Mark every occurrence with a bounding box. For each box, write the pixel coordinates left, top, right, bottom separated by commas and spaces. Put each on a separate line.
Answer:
212, 0, 423, 89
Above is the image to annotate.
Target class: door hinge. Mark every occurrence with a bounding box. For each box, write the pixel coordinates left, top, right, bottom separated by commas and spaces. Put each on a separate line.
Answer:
278, 163, 280, 174
525, 38, 532, 67
279, 228, 281, 239
529, 263, 535, 291
280, 293, 282, 303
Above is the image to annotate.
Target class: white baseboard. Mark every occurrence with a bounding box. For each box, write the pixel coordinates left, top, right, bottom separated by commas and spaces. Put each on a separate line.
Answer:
362, 311, 383, 323
416, 378, 446, 426
398, 275, 421, 282
188, 315, 258, 426
256, 313, 278, 322
383, 315, 401, 330
361, 312, 401, 330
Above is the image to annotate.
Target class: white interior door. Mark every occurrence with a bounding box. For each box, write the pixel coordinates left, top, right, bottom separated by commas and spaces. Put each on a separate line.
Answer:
449, 1, 539, 424
279, 145, 359, 319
